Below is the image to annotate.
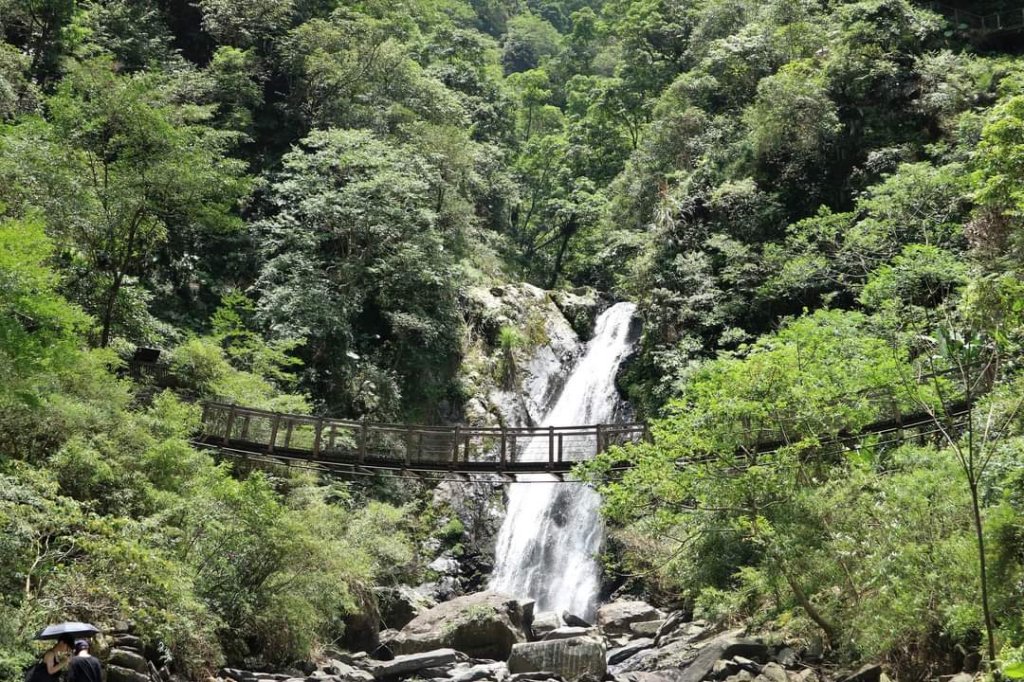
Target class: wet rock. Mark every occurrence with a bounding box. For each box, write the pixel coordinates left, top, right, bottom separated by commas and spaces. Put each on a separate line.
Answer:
508, 637, 606, 681
450, 662, 509, 682
596, 602, 665, 636
629, 621, 664, 638
607, 639, 654, 666
368, 649, 461, 679
543, 628, 595, 642
531, 612, 563, 639
839, 665, 881, 682
561, 613, 591, 629
109, 649, 149, 673
392, 591, 530, 660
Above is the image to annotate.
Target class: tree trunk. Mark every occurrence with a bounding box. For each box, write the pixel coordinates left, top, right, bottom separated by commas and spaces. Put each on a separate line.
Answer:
969, 480, 997, 664
99, 271, 124, 347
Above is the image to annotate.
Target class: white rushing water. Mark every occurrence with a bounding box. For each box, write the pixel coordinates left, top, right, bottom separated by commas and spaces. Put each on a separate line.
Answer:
489, 302, 638, 619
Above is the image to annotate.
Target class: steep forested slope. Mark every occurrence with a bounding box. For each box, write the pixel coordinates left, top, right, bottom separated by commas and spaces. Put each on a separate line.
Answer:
3, 0, 1024, 677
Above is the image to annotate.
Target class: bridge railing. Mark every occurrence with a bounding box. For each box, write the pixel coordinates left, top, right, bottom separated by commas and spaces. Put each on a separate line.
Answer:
199, 401, 649, 470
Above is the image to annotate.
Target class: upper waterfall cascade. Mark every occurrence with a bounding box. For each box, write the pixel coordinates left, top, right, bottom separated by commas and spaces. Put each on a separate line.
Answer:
489, 302, 638, 619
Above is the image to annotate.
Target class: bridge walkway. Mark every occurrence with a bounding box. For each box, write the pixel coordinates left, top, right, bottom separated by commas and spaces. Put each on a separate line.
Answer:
196, 401, 650, 477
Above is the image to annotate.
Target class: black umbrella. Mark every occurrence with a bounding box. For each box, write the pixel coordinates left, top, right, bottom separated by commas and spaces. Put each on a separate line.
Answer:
34, 623, 100, 641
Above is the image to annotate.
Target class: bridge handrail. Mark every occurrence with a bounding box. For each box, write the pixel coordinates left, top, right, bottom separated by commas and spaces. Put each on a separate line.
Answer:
199, 401, 650, 470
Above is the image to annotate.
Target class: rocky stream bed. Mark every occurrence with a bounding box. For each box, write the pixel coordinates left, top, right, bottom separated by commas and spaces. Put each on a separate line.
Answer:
107, 592, 979, 682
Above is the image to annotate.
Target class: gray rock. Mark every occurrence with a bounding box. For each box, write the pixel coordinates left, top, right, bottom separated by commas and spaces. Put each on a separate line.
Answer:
318, 662, 373, 682
596, 602, 665, 637
839, 665, 881, 682
112, 635, 144, 650
772, 648, 798, 668
450, 662, 509, 682
947, 675, 973, 682
508, 637, 606, 681
393, 591, 530, 660
623, 630, 767, 681
219, 669, 257, 682
561, 613, 591, 629
607, 639, 654, 666
368, 649, 460, 679
107, 665, 151, 682
543, 628, 595, 642
628, 621, 664, 638
653, 613, 694, 646
109, 650, 149, 674
757, 663, 787, 682
531, 613, 563, 639
725, 673, 754, 682
508, 673, 563, 682
376, 586, 438, 631
428, 556, 462, 575
790, 671, 819, 682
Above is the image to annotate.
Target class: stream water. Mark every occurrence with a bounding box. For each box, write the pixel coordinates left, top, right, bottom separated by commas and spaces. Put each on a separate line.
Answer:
489, 302, 638, 619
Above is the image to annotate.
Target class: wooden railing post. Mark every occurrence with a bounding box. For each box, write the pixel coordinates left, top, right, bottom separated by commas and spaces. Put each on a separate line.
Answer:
557, 434, 564, 463
284, 419, 294, 449
359, 421, 368, 462
452, 426, 461, 469
268, 414, 281, 453
200, 402, 210, 431
548, 426, 555, 470
223, 405, 237, 446
596, 424, 604, 455
500, 427, 507, 469
405, 425, 414, 466
313, 418, 324, 459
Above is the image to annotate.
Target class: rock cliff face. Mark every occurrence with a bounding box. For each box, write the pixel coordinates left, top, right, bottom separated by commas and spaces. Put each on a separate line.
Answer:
413, 284, 607, 601
459, 283, 606, 430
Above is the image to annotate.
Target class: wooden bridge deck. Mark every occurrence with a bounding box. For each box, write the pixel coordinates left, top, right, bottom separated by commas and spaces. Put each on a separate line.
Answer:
198, 402, 650, 476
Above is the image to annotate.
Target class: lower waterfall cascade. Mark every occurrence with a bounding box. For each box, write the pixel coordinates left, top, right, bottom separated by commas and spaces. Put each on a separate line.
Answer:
489, 301, 638, 619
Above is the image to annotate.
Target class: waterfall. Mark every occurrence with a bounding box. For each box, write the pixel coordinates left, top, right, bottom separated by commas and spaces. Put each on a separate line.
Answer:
489, 302, 638, 619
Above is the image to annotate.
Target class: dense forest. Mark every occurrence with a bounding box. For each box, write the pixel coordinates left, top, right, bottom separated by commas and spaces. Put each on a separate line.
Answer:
3, 0, 1024, 679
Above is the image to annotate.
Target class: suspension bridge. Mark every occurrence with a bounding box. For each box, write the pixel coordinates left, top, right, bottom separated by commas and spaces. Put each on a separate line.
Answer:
194, 401, 650, 479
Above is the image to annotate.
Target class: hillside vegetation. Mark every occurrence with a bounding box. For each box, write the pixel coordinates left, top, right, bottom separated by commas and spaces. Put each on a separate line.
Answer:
2, 0, 1024, 678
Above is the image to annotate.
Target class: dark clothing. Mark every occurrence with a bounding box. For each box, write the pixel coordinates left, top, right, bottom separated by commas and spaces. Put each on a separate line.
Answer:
67, 655, 102, 682
24, 662, 59, 682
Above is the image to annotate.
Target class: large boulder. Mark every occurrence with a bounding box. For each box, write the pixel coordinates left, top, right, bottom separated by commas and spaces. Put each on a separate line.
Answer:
531, 612, 562, 640
596, 602, 665, 636
507, 637, 606, 681
612, 628, 766, 677
108, 649, 148, 673
375, 586, 437, 630
106, 666, 149, 682
392, 591, 531, 660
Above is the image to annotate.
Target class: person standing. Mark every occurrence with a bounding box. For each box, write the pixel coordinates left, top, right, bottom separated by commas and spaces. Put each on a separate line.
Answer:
66, 641, 101, 682
25, 638, 71, 682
